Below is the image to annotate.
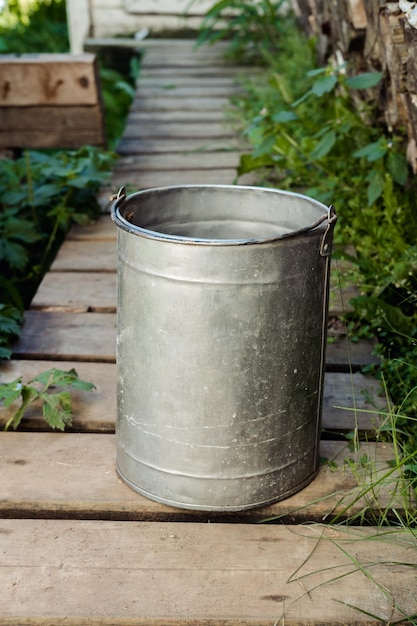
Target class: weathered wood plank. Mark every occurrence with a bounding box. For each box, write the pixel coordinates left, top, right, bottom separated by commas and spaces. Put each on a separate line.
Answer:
125, 1, 216, 16
0, 54, 100, 106
11, 311, 116, 362
132, 96, 232, 111
123, 121, 235, 139
142, 55, 236, 68
0, 432, 405, 521
0, 519, 415, 625
139, 65, 259, 77
0, 359, 385, 433
110, 168, 252, 188
0, 127, 105, 150
125, 109, 230, 122
326, 336, 379, 370
116, 151, 242, 171
31, 272, 116, 312
136, 85, 245, 97
138, 76, 246, 87
67, 215, 116, 241
117, 137, 242, 153
50, 240, 116, 271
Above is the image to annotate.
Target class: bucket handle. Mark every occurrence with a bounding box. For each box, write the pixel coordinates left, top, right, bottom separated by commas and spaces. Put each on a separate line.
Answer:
320, 205, 337, 257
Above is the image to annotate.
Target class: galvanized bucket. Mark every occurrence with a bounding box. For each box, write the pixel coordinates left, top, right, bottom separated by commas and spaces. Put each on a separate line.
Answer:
111, 184, 337, 511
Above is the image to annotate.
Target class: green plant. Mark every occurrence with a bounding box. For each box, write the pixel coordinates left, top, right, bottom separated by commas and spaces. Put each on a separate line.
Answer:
1, 367, 96, 430
190, 0, 289, 62
229, 44, 416, 455
100, 64, 137, 149
0, 147, 115, 357
0, 0, 69, 53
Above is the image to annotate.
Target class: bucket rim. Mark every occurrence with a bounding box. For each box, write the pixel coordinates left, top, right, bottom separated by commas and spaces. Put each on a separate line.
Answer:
110, 184, 333, 246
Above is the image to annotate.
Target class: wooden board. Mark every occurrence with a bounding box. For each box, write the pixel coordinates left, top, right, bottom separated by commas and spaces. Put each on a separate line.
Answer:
67, 215, 116, 241
0, 105, 104, 148
132, 96, 232, 111
0, 359, 386, 433
139, 65, 260, 77
124, 109, 231, 121
134, 85, 245, 97
137, 76, 247, 87
110, 168, 256, 188
0, 53, 105, 148
11, 311, 116, 362
31, 272, 117, 312
117, 137, 243, 154
0, 54, 100, 106
123, 121, 235, 139
0, 432, 405, 521
50, 240, 116, 271
0, 518, 416, 624
116, 151, 242, 170
125, 0, 216, 15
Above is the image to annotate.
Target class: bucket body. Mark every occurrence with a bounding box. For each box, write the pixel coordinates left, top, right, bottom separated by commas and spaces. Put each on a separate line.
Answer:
111, 184, 336, 511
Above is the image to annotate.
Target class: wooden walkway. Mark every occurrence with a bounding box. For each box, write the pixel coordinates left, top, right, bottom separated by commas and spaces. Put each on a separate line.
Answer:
1, 40, 416, 625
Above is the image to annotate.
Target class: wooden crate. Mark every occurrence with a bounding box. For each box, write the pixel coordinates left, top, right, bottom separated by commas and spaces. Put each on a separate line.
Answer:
0, 53, 106, 149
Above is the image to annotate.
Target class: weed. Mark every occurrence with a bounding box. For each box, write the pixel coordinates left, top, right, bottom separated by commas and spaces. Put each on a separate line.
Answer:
0, 147, 115, 358
190, 0, 290, 62
1, 368, 96, 430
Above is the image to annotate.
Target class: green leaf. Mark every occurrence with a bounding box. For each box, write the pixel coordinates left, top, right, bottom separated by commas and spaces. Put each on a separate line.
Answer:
42, 391, 73, 430
0, 239, 29, 271
4, 385, 38, 431
353, 140, 387, 162
387, 151, 408, 186
366, 169, 384, 205
311, 74, 338, 97
310, 130, 336, 160
32, 367, 95, 392
237, 153, 275, 176
346, 72, 383, 90
253, 134, 276, 157
271, 110, 298, 123
0, 378, 23, 408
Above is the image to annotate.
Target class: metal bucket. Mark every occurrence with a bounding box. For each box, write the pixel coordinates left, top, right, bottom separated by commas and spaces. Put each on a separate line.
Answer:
111, 184, 337, 511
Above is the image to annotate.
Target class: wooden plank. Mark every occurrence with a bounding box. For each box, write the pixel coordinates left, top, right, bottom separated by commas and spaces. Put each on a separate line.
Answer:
0, 432, 405, 521
139, 65, 259, 77
0, 519, 416, 625
50, 240, 116, 271
117, 137, 242, 153
0, 105, 103, 130
125, 0, 216, 15
142, 55, 235, 68
0, 54, 100, 106
138, 76, 247, 87
123, 121, 235, 139
136, 85, 245, 97
116, 152, 242, 171
67, 215, 116, 241
11, 311, 116, 362
125, 109, 229, 121
326, 336, 379, 370
0, 358, 385, 433
132, 95, 232, 110
0, 128, 105, 150
31, 272, 116, 312
111, 168, 255, 187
